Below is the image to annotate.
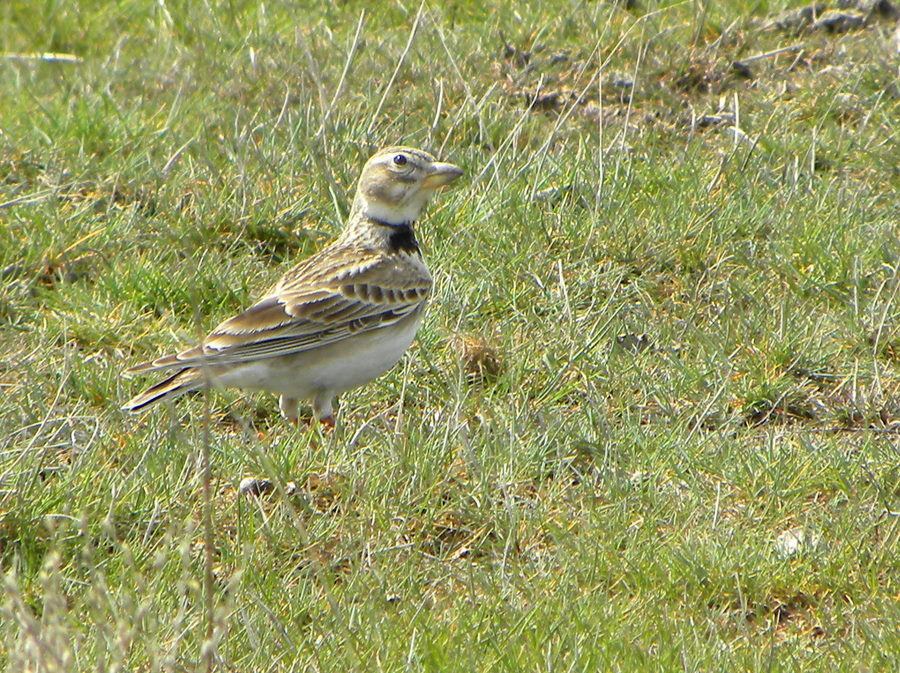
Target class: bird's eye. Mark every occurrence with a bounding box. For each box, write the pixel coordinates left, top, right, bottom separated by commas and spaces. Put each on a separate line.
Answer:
393, 154, 407, 166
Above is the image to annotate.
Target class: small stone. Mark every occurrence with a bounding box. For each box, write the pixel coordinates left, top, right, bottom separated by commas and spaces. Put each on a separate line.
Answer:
693, 113, 735, 130
774, 527, 821, 558
239, 477, 274, 496
615, 333, 653, 354
811, 9, 867, 32
606, 75, 635, 103
239, 477, 297, 497
629, 471, 650, 486
731, 61, 754, 78
841, 0, 900, 20
454, 546, 473, 559
771, 3, 828, 32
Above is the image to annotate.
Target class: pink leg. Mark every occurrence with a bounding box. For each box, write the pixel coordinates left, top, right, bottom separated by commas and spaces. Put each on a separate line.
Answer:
312, 393, 336, 431
279, 395, 300, 425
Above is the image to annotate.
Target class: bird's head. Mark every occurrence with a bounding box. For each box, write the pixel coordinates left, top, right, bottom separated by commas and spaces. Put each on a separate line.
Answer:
352, 147, 463, 225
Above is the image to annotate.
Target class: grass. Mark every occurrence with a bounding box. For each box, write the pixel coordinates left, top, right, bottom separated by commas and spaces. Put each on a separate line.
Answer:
1, 0, 899, 670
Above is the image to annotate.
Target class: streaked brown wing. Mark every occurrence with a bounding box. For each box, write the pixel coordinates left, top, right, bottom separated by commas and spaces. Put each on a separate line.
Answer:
127, 247, 430, 373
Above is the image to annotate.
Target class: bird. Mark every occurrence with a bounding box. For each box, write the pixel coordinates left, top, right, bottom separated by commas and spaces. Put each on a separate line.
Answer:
122, 146, 463, 428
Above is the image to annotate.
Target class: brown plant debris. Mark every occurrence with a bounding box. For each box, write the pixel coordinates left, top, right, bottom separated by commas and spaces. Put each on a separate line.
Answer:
452, 333, 503, 384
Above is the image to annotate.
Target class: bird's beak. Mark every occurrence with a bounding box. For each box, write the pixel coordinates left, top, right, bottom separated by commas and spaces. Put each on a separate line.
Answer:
422, 161, 463, 190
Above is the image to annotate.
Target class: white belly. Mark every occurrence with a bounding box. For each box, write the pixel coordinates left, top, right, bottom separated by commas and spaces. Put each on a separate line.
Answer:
214, 312, 423, 399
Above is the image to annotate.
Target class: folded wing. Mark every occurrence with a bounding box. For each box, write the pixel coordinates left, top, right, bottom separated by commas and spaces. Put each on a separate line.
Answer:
126, 248, 431, 374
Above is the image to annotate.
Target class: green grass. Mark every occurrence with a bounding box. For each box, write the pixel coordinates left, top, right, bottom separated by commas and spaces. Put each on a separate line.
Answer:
1, 0, 899, 670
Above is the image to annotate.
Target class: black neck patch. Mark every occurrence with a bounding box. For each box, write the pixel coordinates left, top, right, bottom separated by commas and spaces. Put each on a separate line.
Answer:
388, 224, 419, 254
370, 217, 420, 254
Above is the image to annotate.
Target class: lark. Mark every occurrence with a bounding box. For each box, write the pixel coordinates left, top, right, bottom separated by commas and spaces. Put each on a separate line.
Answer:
122, 147, 462, 427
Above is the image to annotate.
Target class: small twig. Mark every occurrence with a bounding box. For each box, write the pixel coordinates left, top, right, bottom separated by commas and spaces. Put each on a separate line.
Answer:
2, 52, 82, 63
429, 79, 444, 144
200, 390, 215, 673
248, 592, 295, 648
162, 137, 196, 175
370, 542, 416, 555
734, 45, 803, 68
196, 307, 216, 673
273, 84, 291, 130
0, 190, 54, 210
0, 181, 101, 211
298, 34, 328, 120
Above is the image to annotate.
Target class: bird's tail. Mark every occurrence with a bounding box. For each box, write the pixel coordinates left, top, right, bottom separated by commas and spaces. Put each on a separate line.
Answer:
121, 368, 206, 411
